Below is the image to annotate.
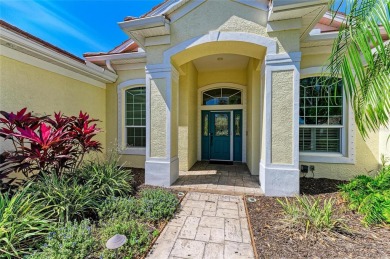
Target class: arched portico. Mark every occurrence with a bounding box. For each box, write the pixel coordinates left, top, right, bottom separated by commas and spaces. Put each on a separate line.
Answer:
144, 31, 301, 196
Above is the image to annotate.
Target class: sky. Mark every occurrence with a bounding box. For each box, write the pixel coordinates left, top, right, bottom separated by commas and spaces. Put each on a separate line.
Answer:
0, 0, 162, 57
0, 0, 346, 58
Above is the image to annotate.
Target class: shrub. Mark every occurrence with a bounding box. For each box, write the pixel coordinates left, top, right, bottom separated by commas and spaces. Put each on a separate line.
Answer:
359, 191, 390, 224
30, 219, 96, 259
138, 188, 179, 222
0, 108, 101, 181
77, 154, 133, 198
340, 165, 390, 225
277, 196, 342, 234
28, 174, 99, 222
0, 184, 53, 258
98, 188, 179, 223
339, 175, 374, 210
97, 219, 152, 259
98, 196, 138, 222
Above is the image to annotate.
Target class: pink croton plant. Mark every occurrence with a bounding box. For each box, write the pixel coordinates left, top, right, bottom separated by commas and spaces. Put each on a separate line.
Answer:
0, 108, 102, 183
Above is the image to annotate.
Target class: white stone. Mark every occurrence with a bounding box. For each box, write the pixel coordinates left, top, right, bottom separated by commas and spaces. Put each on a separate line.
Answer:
170, 239, 206, 259
216, 208, 239, 219
199, 216, 225, 229
179, 216, 200, 239
209, 228, 225, 243
195, 226, 211, 242
217, 201, 239, 210
224, 218, 242, 242
204, 243, 224, 259
224, 241, 255, 259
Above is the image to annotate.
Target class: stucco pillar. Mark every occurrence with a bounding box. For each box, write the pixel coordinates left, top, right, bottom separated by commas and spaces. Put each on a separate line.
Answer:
259, 52, 301, 196
145, 64, 179, 187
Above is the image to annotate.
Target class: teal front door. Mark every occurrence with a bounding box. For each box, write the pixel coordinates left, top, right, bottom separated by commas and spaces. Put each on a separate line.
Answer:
210, 112, 231, 160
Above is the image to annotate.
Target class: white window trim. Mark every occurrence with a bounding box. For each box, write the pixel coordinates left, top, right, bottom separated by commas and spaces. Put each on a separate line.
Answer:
299, 74, 356, 164
117, 79, 146, 155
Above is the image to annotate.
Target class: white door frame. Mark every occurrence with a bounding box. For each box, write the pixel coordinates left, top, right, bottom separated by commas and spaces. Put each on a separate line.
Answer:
197, 83, 247, 162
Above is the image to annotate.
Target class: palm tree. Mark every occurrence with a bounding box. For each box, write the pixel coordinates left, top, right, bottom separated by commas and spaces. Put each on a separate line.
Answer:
326, 0, 390, 138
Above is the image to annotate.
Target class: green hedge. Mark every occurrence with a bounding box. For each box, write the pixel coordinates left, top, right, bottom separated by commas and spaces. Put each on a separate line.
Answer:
340, 165, 390, 225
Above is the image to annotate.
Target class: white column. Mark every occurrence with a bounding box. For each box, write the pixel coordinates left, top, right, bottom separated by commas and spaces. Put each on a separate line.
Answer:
259, 52, 301, 196
145, 64, 179, 187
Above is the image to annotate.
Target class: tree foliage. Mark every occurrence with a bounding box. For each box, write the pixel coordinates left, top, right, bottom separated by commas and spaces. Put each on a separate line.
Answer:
0, 108, 101, 183
327, 0, 390, 138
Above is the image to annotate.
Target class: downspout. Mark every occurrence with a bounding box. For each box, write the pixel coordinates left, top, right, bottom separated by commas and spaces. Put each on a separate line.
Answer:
106, 59, 116, 74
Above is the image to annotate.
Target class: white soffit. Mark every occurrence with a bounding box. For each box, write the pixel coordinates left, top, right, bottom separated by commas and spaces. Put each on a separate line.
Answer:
192, 54, 250, 73
231, 0, 269, 11
268, 0, 328, 40
118, 16, 170, 48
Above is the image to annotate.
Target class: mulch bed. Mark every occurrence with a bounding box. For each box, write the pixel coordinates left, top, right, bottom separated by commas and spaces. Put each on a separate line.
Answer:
246, 178, 390, 258
126, 167, 145, 190
127, 167, 181, 196
300, 177, 347, 195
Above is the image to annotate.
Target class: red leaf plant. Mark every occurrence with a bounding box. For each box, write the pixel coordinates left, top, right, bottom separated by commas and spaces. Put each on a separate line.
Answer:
0, 108, 102, 183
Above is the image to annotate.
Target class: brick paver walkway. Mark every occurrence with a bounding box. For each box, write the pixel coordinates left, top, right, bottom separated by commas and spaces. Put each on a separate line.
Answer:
172, 162, 262, 196
147, 192, 255, 259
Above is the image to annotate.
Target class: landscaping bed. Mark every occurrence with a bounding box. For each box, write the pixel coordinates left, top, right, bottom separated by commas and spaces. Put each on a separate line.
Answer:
0, 109, 183, 259
246, 178, 390, 258
1, 163, 183, 259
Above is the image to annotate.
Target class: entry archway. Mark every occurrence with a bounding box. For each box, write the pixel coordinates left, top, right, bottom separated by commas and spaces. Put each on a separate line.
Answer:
169, 38, 265, 174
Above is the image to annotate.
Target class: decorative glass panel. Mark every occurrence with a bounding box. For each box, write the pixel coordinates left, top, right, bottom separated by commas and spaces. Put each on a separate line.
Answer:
203, 114, 209, 136
125, 87, 146, 147
215, 114, 229, 136
235, 113, 240, 136
203, 88, 242, 105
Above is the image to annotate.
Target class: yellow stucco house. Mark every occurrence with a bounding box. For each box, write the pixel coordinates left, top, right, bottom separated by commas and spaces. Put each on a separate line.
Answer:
1, 0, 389, 196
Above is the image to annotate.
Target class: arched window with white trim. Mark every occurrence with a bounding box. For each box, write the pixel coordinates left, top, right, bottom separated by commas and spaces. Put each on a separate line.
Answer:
125, 87, 146, 147
117, 79, 146, 155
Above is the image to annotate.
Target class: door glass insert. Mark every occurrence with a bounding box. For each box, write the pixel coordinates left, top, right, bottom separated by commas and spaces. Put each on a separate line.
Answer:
203, 113, 209, 136
235, 113, 241, 136
215, 114, 229, 136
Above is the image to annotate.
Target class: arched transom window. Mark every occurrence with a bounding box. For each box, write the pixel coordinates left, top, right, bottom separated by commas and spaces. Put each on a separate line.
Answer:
202, 88, 242, 105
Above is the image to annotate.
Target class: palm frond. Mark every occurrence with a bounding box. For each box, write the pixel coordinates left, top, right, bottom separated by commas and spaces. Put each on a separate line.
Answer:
325, 0, 390, 138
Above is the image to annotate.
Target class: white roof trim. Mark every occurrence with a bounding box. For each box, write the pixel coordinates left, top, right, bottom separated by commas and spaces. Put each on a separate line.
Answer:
146, 0, 191, 17
84, 52, 146, 62
0, 27, 117, 85
119, 16, 169, 31
109, 39, 136, 54
322, 11, 346, 24
271, 0, 328, 12
306, 31, 339, 41
2, 44, 107, 88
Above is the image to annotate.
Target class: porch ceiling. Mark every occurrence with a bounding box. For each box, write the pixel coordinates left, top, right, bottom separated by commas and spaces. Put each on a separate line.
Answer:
192, 54, 250, 73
